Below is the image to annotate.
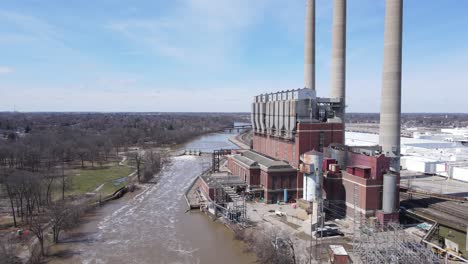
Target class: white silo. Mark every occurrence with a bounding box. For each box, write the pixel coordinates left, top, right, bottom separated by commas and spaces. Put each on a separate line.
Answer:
302, 150, 324, 202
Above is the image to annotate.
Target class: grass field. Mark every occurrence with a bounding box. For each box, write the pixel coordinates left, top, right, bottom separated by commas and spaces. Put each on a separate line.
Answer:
67, 162, 134, 196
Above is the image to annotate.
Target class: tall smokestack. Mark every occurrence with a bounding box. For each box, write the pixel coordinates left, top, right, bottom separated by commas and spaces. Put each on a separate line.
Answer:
304, 0, 315, 90
380, 0, 403, 215
379, 0, 403, 173
330, 0, 346, 108
331, 0, 346, 144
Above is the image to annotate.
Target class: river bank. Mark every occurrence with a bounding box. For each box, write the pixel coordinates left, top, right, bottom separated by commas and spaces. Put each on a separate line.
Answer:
44, 131, 256, 264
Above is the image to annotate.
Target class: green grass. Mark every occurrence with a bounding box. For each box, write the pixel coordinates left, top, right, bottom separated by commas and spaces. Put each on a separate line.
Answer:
67, 162, 133, 196
438, 225, 467, 258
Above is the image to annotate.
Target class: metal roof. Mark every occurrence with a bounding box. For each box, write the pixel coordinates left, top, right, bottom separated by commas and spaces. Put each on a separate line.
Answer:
329, 245, 348, 256
241, 150, 294, 171
231, 154, 259, 168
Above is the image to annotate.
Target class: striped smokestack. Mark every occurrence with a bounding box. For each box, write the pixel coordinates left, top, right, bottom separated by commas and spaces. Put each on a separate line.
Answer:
304, 0, 315, 90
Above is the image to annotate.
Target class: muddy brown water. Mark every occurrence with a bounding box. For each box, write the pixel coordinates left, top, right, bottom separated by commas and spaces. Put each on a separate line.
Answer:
49, 132, 256, 264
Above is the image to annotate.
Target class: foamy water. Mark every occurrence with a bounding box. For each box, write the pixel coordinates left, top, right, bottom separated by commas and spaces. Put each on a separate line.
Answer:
50, 132, 255, 264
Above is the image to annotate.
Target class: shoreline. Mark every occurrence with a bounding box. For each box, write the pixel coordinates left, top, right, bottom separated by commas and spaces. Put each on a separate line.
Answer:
5, 129, 248, 263
44, 130, 251, 263
228, 131, 250, 149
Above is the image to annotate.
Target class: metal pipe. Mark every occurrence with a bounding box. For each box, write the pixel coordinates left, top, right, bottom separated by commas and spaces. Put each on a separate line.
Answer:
379, 0, 403, 174
304, 0, 315, 90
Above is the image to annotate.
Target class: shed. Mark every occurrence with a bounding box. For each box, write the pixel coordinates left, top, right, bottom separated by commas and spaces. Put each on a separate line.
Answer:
328, 245, 349, 264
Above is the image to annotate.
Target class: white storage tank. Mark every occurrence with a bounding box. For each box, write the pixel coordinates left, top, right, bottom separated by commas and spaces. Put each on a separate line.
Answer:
301, 151, 324, 202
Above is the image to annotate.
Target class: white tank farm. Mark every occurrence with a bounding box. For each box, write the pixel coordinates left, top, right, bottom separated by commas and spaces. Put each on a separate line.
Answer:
302, 151, 324, 201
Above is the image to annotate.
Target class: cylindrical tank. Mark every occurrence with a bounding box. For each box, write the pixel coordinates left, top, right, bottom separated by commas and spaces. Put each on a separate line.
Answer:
302, 151, 324, 201
382, 173, 397, 213
329, 148, 347, 169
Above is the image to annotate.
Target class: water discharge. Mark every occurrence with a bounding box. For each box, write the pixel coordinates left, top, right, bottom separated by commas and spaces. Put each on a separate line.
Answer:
50, 132, 256, 264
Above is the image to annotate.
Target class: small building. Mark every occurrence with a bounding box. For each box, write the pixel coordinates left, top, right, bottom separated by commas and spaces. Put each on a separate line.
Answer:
328, 245, 350, 264
227, 150, 299, 203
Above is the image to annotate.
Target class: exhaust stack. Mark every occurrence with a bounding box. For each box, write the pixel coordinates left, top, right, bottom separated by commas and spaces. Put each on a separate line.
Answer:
330, 0, 346, 100
380, 0, 403, 213
304, 0, 315, 90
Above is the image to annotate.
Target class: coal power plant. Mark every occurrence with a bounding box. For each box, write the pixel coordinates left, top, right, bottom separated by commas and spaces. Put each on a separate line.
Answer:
233, 0, 403, 225
225, 0, 467, 262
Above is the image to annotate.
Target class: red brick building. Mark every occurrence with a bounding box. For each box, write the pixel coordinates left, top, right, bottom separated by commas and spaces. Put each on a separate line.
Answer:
227, 150, 299, 203
252, 122, 344, 169
323, 145, 396, 217
244, 121, 343, 203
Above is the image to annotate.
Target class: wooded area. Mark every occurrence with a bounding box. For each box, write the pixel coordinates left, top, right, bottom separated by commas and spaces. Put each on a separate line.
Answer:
0, 112, 245, 261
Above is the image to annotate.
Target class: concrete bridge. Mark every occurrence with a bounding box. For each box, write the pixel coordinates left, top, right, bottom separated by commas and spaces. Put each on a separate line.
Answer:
221, 124, 251, 133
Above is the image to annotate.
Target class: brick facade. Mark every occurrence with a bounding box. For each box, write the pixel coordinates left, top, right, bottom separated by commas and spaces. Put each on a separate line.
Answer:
196, 176, 215, 200
227, 153, 300, 203
253, 122, 344, 169
323, 150, 396, 217
227, 157, 261, 186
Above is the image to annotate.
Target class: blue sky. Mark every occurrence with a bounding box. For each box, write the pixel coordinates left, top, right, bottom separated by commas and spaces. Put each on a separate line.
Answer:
0, 0, 467, 112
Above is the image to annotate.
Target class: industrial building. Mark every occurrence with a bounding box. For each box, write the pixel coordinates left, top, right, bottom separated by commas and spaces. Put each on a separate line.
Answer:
226, 0, 403, 225
346, 130, 468, 182
227, 150, 298, 203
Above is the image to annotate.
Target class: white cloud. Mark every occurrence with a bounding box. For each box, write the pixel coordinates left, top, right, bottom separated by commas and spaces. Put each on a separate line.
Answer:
0, 66, 13, 75
107, 0, 268, 67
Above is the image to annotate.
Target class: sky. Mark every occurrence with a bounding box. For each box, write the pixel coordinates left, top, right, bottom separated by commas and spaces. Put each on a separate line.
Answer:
0, 0, 467, 113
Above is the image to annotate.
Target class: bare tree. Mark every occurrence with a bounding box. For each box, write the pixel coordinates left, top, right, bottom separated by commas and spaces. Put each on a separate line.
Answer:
76, 147, 88, 168
41, 167, 58, 205
27, 214, 46, 256
143, 150, 162, 182
237, 226, 297, 264
133, 151, 143, 183
48, 201, 82, 243
1, 169, 18, 227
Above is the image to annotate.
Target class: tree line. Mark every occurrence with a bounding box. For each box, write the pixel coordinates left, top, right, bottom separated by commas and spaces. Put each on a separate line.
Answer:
0, 112, 243, 260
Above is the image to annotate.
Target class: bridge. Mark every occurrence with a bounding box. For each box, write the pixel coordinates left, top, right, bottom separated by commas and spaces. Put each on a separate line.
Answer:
221, 124, 252, 133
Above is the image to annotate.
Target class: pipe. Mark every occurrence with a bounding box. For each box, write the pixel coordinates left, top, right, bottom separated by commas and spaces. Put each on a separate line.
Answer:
379, 0, 403, 174
304, 0, 315, 90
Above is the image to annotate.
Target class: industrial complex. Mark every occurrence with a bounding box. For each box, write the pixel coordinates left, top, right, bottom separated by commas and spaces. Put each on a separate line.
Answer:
229, 0, 402, 225
185, 0, 468, 262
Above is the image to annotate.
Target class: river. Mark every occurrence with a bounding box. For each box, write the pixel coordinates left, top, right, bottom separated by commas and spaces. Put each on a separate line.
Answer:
49, 131, 256, 264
